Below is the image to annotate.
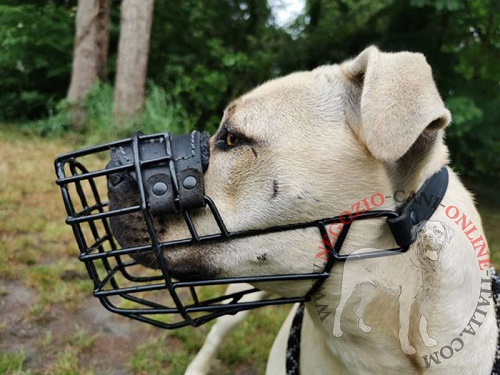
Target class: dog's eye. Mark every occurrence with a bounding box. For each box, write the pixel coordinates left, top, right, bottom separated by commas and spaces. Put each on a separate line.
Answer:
215, 127, 253, 151
226, 132, 240, 147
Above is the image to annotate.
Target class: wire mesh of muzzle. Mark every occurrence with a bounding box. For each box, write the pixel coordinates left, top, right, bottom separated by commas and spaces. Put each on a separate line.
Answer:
54, 132, 408, 329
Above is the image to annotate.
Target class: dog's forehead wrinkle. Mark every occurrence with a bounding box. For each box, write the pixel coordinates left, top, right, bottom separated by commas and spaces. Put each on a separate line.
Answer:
224, 79, 348, 148
221, 101, 275, 142
242, 78, 322, 116
244, 70, 316, 97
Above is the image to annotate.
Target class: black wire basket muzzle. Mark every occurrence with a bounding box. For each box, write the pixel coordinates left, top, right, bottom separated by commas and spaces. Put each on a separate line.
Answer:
54, 131, 411, 329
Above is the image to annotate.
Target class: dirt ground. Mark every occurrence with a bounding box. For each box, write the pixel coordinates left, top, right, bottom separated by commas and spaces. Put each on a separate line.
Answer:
0, 277, 264, 374
1, 279, 154, 374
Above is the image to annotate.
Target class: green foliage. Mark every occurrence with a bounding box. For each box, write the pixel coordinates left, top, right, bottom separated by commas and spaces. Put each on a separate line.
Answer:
0, 2, 74, 120
25, 82, 194, 143
446, 97, 483, 135
411, 0, 463, 11
148, 0, 288, 131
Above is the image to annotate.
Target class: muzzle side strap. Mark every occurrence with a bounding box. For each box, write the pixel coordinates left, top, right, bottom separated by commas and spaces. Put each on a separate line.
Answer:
387, 167, 449, 248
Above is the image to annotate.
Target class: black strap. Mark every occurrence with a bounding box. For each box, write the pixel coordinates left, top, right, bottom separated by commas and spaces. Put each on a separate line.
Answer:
110, 132, 209, 217
387, 167, 449, 248
491, 270, 500, 374
286, 303, 304, 375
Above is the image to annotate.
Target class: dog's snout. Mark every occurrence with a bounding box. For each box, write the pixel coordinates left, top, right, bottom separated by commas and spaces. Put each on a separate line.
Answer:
108, 172, 124, 187
106, 145, 137, 190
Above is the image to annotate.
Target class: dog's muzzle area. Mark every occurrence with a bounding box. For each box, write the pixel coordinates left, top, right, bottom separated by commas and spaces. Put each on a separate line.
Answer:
105, 132, 210, 271
54, 131, 444, 329
106, 161, 217, 281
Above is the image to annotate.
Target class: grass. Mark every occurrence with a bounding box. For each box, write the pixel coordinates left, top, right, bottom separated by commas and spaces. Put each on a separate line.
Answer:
0, 127, 93, 321
39, 328, 98, 375
129, 332, 192, 375
0, 351, 29, 375
0, 123, 498, 374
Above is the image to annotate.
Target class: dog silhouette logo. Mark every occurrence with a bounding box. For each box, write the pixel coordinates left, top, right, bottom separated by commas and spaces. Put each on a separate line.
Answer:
332, 220, 455, 354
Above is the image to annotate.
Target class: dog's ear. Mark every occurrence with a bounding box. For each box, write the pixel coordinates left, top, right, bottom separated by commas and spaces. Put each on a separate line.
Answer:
441, 222, 455, 243
342, 46, 451, 162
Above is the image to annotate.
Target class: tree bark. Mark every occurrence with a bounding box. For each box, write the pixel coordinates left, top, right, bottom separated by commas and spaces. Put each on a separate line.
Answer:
67, 0, 111, 131
96, 0, 111, 81
114, 0, 155, 123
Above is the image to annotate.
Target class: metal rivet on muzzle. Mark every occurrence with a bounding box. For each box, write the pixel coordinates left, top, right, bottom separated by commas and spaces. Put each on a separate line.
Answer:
152, 181, 168, 196
182, 176, 197, 190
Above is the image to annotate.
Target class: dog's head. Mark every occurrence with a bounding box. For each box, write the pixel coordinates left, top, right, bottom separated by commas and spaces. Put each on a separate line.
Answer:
417, 220, 455, 261
108, 46, 451, 295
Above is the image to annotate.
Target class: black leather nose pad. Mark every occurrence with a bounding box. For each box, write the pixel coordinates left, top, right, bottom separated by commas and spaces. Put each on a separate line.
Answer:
106, 131, 210, 216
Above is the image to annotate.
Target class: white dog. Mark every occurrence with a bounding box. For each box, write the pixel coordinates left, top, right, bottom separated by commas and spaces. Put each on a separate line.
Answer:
110, 46, 496, 374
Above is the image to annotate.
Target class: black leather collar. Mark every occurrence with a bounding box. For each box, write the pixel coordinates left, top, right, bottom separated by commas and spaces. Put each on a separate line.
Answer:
388, 166, 449, 248
286, 166, 449, 375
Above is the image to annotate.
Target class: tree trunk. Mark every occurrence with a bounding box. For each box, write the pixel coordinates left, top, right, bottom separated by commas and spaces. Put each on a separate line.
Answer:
114, 0, 155, 124
96, 0, 111, 81
306, 0, 321, 70
67, 0, 111, 131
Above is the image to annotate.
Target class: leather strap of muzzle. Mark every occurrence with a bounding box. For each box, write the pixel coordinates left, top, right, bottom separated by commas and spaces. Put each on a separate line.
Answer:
110, 131, 210, 216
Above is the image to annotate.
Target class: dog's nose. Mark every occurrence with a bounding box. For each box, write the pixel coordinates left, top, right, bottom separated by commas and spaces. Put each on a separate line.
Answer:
106, 147, 136, 192
106, 156, 140, 210
106, 159, 127, 188
108, 171, 124, 187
